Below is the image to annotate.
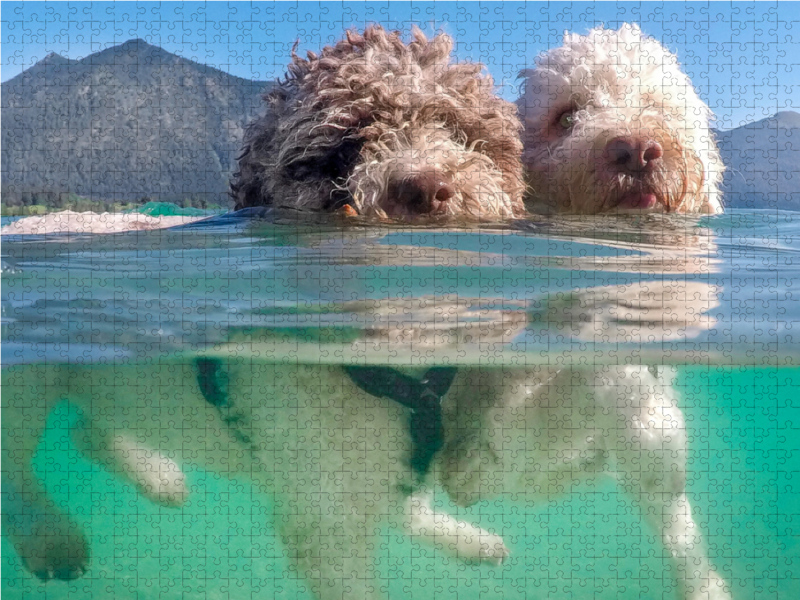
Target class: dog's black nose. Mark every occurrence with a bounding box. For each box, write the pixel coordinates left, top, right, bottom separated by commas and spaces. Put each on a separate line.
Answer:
604, 137, 663, 173
390, 169, 455, 214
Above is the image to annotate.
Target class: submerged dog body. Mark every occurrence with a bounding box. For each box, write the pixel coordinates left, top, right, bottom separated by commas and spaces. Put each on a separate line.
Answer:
4, 360, 729, 599
231, 26, 524, 220
518, 24, 724, 214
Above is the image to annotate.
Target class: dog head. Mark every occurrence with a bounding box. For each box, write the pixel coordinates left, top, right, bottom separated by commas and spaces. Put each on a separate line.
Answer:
518, 24, 724, 215
233, 26, 525, 221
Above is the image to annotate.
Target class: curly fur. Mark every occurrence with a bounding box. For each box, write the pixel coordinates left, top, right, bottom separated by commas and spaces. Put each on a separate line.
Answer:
4, 360, 731, 600
232, 26, 524, 219
518, 24, 724, 214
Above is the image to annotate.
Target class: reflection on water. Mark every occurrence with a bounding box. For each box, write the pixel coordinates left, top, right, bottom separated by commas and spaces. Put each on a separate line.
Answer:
2, 210, 795, 365
2, 210, 799, 600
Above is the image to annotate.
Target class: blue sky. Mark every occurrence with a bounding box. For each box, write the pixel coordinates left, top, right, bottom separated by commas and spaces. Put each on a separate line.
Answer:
2, 1, 798, 129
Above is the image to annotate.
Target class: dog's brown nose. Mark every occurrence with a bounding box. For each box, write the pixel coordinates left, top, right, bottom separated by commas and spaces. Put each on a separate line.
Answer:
390, 170, 455, 214
604, 137, 664, 173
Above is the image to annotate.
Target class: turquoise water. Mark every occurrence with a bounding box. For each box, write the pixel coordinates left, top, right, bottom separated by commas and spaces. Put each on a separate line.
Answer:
2, 209, 799, 599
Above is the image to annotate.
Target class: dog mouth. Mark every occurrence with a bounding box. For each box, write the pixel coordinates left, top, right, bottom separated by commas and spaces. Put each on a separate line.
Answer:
611, 187, 662, 211
596, 170, 680, 213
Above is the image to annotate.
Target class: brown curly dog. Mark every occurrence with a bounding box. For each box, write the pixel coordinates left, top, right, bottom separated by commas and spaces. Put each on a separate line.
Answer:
231, 26, 524, 220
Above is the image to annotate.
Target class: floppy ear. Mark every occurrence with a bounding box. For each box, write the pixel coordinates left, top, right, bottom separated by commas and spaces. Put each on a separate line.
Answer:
702, 135, 725, 214
230, 144, 272, 209
230, 91, 287, 210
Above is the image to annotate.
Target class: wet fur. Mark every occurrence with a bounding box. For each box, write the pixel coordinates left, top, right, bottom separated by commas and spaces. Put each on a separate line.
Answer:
3, 361, 730, 599
518, 24, 724, 214
231, 26, 524, 219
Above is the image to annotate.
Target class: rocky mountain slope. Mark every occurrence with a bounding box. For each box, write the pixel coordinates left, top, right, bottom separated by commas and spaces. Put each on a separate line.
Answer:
1, 39, 273, 206
717, 111, 800, 210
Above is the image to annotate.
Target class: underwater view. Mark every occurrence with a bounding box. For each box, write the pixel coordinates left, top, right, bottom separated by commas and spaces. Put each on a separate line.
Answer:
3, 0, 800, 598
2, 209, 798, 599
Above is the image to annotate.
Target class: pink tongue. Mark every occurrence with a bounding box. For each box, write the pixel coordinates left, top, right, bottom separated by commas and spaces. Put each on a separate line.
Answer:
619, 193, 658, 209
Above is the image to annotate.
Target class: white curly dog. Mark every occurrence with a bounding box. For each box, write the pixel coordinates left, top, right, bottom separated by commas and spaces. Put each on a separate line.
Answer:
518, 24, 724, 214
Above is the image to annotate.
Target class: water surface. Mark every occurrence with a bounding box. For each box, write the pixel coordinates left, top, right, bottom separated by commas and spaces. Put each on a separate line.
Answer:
2, 209, 798, 599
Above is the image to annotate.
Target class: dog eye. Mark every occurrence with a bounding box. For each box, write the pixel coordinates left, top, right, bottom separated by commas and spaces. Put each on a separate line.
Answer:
557, 110, 577, 129
284, 138, 364, 181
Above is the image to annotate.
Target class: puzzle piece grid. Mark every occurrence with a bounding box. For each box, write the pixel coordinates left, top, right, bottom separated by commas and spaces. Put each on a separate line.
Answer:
2, 2, 800, 600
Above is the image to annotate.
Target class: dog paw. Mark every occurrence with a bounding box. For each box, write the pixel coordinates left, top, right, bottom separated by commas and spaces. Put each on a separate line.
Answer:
682, 570, 731, 600
458, 534, 510, 566
134, 467, 188, 508
403, 494, 510, 566
8, 510, 90, 581
692, 571, 732, 600
114, 438, 189, 507
476, 539, 511, 566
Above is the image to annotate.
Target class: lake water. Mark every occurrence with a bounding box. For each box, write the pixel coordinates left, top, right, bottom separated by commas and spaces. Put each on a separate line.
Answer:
2, 209, 799, 599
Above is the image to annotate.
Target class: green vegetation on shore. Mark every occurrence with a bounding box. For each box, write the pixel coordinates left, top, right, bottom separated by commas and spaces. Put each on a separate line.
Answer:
1, 191, 224, 216
2, 202, 143, 216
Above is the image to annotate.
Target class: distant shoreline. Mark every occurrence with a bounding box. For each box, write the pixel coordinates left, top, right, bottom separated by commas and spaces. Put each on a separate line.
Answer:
1, 201, 226, 218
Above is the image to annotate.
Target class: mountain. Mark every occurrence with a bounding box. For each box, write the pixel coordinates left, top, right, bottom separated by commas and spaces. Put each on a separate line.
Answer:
1, 39, 274, 206
717, 111, 800, 210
